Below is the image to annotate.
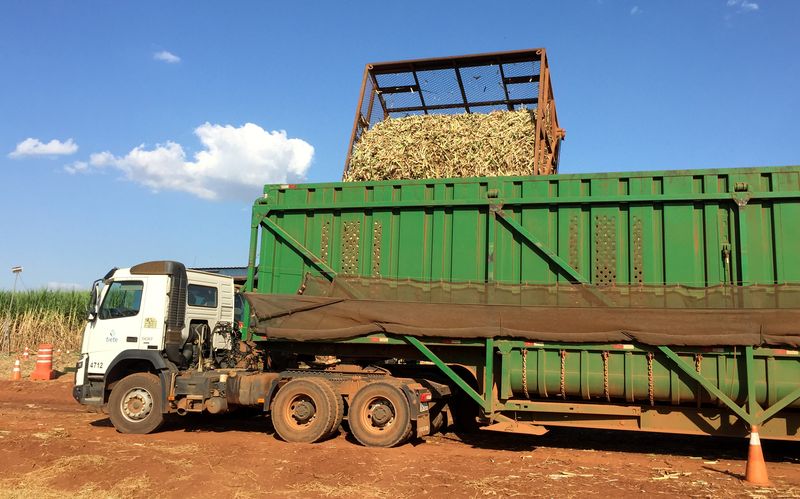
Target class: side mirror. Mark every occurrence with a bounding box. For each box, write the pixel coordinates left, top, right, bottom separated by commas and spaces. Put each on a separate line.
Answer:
87, 280, 101, 322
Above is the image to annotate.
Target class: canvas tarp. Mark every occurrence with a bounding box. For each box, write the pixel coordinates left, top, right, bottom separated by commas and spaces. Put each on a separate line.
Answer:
244, 276, 800, 347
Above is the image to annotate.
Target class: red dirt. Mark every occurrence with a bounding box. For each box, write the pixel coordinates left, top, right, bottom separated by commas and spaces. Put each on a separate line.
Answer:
1, 376, 799, 498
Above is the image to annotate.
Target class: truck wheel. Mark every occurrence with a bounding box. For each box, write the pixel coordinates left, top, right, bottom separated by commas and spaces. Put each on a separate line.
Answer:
271, 379, 335, 443
307, 378, 344, 438
108, 373, 165, 434
348, 382, 412, 447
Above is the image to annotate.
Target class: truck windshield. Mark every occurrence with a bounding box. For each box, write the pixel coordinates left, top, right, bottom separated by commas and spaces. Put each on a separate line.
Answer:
99, 281, 143, 319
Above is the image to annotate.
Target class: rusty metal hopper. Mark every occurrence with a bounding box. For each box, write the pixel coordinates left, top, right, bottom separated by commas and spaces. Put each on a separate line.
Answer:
344, 48, 565, 179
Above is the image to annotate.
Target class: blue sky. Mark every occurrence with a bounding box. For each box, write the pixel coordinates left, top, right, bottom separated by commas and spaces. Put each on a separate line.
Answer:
1, 0, 797, 290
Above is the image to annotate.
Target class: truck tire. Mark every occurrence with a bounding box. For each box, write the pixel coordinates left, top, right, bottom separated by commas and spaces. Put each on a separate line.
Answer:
108, 373, 165, 434
271, 379, 335, 443
348, 382, 412, 447
307, 378, 345, 438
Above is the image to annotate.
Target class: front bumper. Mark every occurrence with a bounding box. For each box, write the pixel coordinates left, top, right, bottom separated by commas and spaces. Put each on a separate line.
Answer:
73, 382, 104, 406
72, 359, 103, 406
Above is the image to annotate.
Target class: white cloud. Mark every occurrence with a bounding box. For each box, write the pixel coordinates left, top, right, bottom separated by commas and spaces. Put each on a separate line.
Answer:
153, 50, 181, 64
9, 138, 78, 158
630, 5, 642, 15
46, 281, 87, 291
727, 0, 759, 12
64, 160, 89, 174
82, 123, 314, 201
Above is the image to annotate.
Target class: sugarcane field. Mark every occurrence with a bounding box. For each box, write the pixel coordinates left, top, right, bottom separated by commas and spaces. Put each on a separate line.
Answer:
2, 2, 800, 498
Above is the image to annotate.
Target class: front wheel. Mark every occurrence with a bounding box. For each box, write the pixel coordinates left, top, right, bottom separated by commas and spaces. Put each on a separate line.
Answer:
108, 373, 165, 434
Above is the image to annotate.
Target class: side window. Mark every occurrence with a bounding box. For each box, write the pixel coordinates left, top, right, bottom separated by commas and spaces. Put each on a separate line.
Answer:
99, 281, 143, 320
188, 284, 218, 308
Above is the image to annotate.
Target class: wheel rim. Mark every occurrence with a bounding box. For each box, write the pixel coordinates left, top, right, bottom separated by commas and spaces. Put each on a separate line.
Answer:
285, 394, 317, 429
120, 387, 154, 422
359, 396, 396, 435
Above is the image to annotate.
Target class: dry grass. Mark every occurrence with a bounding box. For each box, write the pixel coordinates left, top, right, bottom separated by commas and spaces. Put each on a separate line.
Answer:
0, 290, 88, 352
345, 109, 545, 182
286, 479, 391, 498
0, 454, 155, 499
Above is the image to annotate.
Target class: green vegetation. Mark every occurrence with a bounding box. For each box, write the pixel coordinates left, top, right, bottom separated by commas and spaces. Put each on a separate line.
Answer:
0, 290, 90, 352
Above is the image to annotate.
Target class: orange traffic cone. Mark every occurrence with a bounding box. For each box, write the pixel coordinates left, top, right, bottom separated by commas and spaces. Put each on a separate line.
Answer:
30, 344, 54, 381
10, 358, 21, 381
745, 425, 770, 486
22, 347, 29, 361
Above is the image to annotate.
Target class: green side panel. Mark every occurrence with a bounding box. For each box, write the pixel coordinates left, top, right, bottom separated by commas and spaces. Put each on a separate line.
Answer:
253, 166, 800, 294
501, 344, 800, 409
774, 171, 800, 283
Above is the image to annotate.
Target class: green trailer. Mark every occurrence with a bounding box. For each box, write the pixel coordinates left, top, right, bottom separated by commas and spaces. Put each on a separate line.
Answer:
242, 165, 800, 442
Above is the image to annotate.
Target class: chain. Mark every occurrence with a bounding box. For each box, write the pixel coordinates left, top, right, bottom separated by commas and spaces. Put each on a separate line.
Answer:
647, 352, 654, 407
602, 351, 610, 402
695, 353, 704, 408
522, 348, 529, 399
560, 350, 567, 399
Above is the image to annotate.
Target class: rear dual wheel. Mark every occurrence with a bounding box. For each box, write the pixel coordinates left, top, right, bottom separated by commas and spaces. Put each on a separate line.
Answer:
271, 378, 343, 443
348, 382, 412, 448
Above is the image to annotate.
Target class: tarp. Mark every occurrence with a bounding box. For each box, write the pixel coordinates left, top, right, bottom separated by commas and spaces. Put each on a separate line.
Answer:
244, 276, 800, 347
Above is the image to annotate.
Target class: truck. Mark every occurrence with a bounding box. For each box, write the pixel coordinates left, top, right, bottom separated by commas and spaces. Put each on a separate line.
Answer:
73, 50, 800, 465
74, 262, 444, 443
74, 165, 800, 451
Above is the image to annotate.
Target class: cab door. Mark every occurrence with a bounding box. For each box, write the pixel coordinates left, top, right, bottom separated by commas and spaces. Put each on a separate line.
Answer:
84, 279, 145, 375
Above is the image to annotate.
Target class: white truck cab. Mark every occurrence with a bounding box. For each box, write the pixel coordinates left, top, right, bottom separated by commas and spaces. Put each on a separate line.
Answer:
73, 261, 237, 430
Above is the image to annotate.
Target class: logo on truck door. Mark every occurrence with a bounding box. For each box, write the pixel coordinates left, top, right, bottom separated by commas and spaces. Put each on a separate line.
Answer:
105, 330, 119, 344
143, 317, 157, 328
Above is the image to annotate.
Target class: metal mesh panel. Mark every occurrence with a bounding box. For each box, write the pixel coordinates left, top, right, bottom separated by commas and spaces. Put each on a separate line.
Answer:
460, 65, 505, 104
381, 89, 423, 112
359, 77, 373, 120
416, 68, 464, 108
374, 72, 416, 87
507, 82, 538, 101
502, 61, 539, 77
367, 91, 385, 131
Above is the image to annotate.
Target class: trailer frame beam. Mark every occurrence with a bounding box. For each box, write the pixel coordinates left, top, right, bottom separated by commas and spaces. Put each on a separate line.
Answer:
254, 191, 800, 212
658, 346, 755, 425
402, 335, 489, 411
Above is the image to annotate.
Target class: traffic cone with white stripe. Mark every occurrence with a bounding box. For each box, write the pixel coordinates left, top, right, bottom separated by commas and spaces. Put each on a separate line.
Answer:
30, 344, 54, 381
745, 425, 770, 486
10, 358, 21, 381
22, 347, 29, 361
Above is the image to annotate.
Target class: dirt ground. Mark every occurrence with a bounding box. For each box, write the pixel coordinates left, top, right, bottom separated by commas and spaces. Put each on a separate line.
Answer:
1, 359, 799, 498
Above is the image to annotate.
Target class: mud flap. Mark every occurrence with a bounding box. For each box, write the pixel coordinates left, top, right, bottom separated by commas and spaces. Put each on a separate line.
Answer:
416, 412, 431, 438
